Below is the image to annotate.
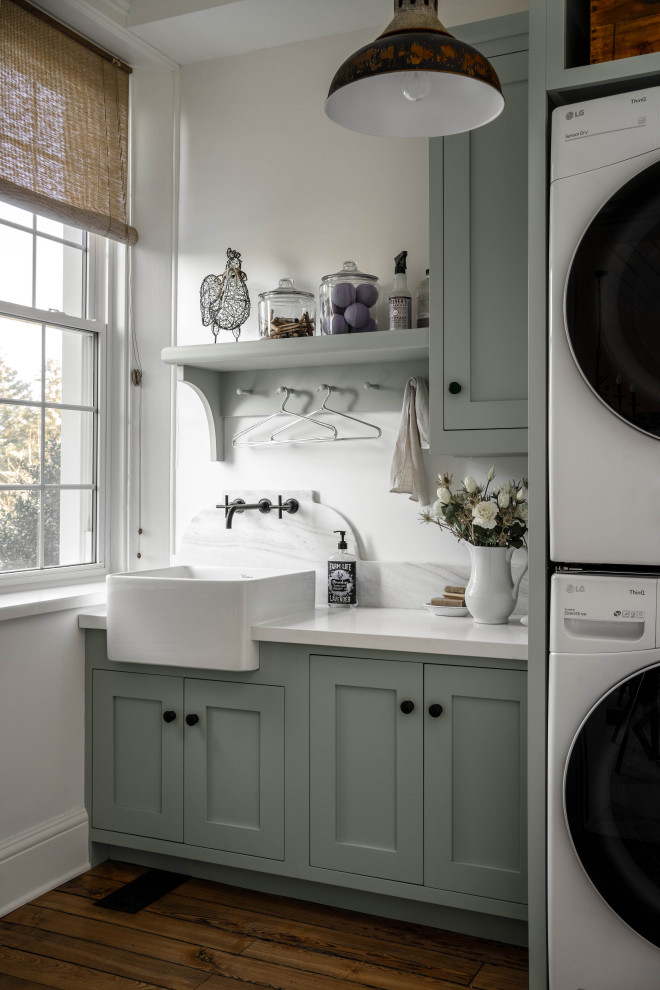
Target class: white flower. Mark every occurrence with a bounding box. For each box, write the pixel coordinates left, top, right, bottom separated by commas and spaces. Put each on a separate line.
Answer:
432, 499, 445, 517
499, 481, 513, 495
515, 503, 528, 523
487, 466, 495, 482
497, 491, 510, 509
517, 488, 526, 501
472, 501, 498, 529
464, 475, 477, 493
437, 486, 452, 504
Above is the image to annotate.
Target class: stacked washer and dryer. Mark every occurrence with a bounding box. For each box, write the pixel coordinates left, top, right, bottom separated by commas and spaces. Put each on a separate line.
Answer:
549, 87, 660, 988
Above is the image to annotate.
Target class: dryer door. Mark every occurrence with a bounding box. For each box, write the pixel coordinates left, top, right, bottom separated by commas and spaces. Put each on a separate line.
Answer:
565, 665, 660, 947
565, 159, 660, 438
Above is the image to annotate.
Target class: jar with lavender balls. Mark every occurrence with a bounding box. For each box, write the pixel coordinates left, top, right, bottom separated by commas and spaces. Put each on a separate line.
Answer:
319, 261, 379, 335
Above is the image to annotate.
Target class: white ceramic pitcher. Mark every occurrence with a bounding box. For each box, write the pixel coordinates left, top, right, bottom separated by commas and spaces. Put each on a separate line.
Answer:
465, 545, 528, 624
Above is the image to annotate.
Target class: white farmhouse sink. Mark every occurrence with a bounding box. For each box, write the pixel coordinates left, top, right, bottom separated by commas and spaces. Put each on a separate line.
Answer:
106, 565, 315, 670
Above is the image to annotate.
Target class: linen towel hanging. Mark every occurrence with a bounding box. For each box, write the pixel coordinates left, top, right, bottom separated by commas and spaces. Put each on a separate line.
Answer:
390, 377, 430, 505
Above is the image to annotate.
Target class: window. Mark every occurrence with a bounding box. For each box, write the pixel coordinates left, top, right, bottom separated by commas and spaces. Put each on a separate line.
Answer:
0, 200, 107, 577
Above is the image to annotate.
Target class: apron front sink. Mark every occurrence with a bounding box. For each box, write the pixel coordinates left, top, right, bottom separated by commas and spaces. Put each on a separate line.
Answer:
106, 565, 314, 670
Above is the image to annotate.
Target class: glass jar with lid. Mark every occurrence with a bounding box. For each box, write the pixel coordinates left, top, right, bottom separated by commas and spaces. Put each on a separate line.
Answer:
258, 278, 316, 339
319, 260, 379, 335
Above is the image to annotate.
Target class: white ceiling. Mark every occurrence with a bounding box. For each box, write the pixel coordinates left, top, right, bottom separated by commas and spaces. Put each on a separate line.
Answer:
126, 0, 527, 64
38, 0, 527, 68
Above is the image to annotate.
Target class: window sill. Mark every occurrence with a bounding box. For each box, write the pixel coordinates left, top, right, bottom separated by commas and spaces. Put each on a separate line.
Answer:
0, 581, 106, 622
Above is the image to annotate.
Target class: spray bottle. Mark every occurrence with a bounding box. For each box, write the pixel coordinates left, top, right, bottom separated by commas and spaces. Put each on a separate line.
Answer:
388, 250, 412, 330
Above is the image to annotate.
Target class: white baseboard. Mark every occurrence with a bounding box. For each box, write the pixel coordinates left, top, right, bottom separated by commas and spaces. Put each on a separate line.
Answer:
0, 808, 90, 917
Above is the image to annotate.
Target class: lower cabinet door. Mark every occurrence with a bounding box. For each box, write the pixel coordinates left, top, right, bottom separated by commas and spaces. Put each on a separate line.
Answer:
92, 670, 184, 841
424, 665, 527, 903
309, 656, 424, 883
183, 678, 285, 860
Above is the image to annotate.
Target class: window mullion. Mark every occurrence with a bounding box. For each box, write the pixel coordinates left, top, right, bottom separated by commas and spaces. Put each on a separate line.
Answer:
0, 217, 86, 251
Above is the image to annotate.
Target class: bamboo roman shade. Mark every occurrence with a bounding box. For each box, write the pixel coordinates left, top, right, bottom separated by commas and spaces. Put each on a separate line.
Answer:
0, 0, 137, 244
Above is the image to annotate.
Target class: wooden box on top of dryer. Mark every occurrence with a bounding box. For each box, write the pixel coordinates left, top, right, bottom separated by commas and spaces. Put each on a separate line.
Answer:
590, 0, 660, 63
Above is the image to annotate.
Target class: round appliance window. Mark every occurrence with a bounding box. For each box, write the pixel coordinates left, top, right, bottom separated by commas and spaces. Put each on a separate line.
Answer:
565, 665, 660, 947
565, 159, 660, 438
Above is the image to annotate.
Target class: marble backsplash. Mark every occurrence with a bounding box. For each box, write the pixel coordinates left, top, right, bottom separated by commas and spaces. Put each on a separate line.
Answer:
176, 491, 528, 616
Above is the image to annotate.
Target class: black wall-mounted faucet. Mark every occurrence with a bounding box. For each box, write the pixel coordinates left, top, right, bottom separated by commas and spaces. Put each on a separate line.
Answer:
218, 495, 300, 529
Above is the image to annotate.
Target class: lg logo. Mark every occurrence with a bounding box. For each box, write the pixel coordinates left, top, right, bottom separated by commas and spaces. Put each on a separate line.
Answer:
566, 584, 585, 594
565, 109, 585, 120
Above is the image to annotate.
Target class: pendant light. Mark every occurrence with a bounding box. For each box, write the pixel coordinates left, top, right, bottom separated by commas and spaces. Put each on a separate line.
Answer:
325, 0, 505, 138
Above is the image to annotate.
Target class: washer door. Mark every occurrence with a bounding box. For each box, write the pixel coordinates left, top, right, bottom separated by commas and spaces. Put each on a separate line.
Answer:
565, 666, 660, 947
565, 159, 660, 438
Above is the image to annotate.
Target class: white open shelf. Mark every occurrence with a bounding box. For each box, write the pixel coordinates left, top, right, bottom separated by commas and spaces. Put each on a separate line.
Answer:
162, 327, 429, 373
162, 328, 430, 461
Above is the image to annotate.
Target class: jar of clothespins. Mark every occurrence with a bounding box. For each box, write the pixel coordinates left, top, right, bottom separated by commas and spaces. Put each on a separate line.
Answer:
258, 278, 316, 339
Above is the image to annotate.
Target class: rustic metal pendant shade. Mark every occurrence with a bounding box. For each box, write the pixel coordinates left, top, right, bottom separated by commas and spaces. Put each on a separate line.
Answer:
325, 0, 505, 138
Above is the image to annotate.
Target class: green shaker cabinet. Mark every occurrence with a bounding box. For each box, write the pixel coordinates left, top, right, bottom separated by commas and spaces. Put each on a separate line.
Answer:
309, 655, 526, 905
92, 670, 183, 842
87, 635, 527, 926
184, 678, 284, 859
424, 664, 527, 903
309, 656, 424, 883
92, 669, 285, 860
429, 40, 529, 454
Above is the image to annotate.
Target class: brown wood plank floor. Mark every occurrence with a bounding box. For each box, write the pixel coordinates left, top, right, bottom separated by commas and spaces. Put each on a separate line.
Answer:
0, 862, 528, 990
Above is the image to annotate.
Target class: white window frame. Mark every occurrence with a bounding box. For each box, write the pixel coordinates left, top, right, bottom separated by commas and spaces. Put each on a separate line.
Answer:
0, 222, 116, 590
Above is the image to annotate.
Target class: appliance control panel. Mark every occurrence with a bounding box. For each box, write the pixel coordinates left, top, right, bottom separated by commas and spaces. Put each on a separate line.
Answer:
551, 85, 660, 182
550, 572, 659, 653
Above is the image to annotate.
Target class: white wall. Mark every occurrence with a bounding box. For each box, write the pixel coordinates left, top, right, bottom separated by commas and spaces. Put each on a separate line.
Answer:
174, 29, 528, 566
128, 66, 179, 569
0, 611, 89, 916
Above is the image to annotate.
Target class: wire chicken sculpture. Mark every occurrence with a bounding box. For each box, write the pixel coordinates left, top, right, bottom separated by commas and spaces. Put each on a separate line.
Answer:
200, 248, 250, 342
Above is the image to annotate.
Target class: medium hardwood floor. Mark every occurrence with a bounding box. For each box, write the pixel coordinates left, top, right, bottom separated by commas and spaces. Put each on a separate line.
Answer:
0, 861, 528, 989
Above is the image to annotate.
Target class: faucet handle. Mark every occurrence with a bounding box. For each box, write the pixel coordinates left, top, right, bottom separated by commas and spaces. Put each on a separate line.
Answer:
277, 496, 299, 518
217, 496, 246, 516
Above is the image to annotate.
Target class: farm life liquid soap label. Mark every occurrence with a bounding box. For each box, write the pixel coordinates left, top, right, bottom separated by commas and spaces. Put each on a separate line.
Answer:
328, 530, 358, 607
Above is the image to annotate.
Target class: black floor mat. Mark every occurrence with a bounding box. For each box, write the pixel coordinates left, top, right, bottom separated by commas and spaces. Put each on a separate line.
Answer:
94, 869, 189, 913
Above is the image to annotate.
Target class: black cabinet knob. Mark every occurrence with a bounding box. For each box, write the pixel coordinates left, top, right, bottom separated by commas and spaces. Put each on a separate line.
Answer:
162, 710, 176, 723
185, 713, 199, 726
448, 381, 462, 395
429, 704, 444, 718
400, 700, 415, 715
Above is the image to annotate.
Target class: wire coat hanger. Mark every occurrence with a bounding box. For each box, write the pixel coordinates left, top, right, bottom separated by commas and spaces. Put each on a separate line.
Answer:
270, 384, 382, 442
232, 386, 338, 447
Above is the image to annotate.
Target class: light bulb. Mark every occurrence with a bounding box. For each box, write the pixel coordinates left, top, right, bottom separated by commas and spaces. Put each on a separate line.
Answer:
402, 71, 432, 103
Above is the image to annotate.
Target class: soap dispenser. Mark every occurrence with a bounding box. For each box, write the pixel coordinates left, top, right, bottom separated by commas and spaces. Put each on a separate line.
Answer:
328, 530, 358, 608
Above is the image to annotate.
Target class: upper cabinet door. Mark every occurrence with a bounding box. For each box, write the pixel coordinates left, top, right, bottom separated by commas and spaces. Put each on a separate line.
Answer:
430, 47, 529, 454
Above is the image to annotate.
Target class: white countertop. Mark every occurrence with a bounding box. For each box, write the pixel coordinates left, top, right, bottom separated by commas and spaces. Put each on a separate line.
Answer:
78, 606, 527, 661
